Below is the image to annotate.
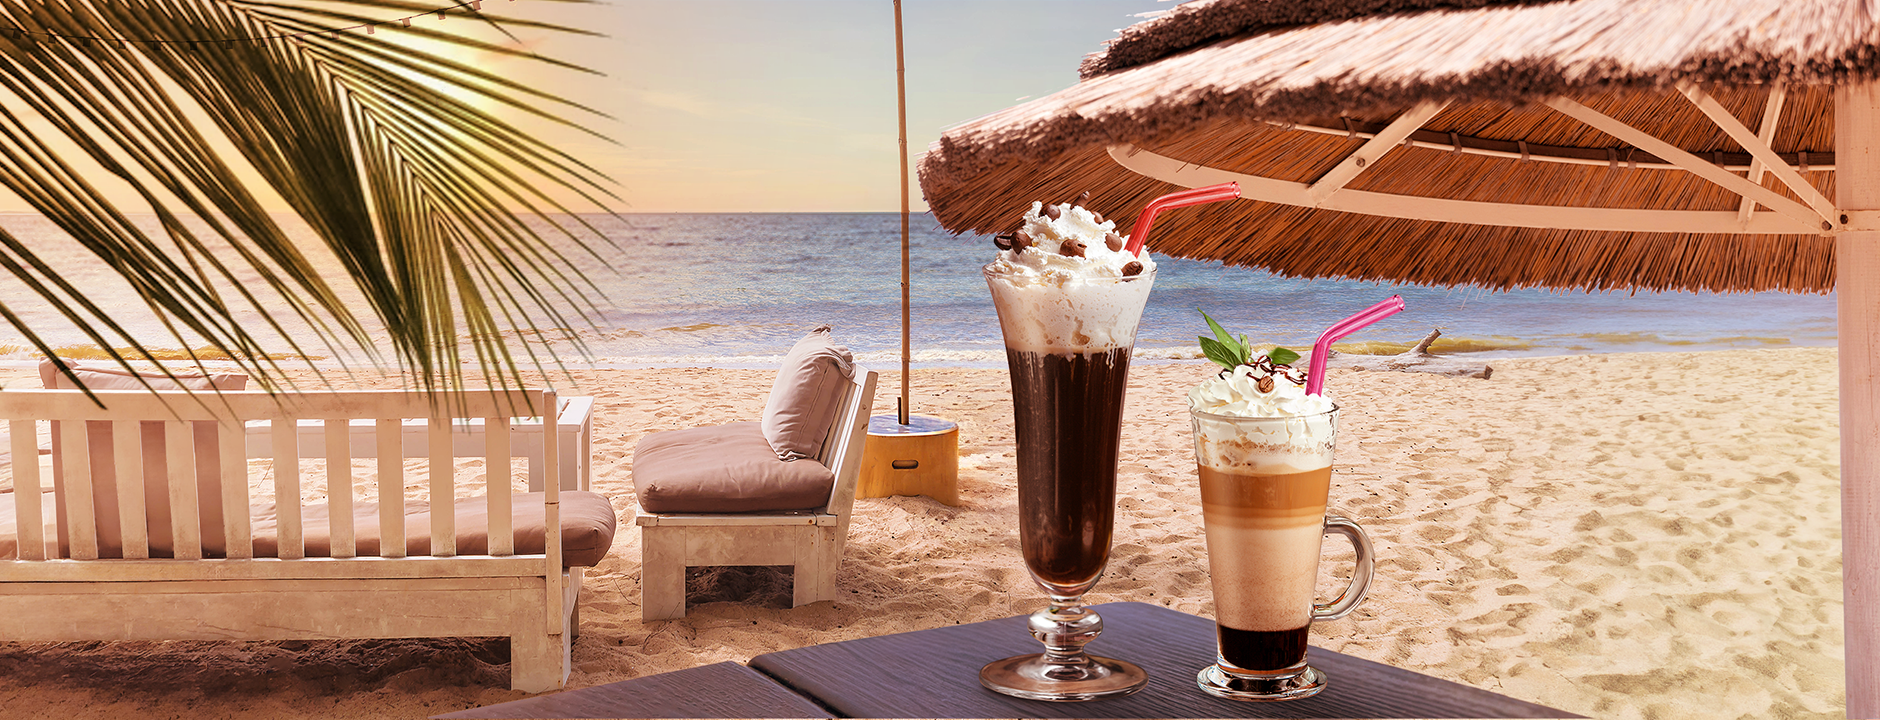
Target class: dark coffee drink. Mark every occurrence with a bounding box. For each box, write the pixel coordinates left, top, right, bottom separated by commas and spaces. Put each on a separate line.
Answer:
1217, 626, 1310, 672
1007, 347, 1132, 589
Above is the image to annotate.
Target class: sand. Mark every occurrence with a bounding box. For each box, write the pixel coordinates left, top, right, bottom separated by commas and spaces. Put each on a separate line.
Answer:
0, 348, 1845, 719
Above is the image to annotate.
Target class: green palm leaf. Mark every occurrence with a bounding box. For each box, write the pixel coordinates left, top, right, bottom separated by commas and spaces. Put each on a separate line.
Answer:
0, 0, 616, 396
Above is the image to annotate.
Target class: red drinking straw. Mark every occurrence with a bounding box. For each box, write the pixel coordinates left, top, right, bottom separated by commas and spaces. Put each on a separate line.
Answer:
1123, 182, 1241, 256
1305, 295, 1407, 396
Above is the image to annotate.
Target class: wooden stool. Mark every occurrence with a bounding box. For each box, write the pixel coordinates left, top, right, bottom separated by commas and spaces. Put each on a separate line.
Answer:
856, 415, 959, 506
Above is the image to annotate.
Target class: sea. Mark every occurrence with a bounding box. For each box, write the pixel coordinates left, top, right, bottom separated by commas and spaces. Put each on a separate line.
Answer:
0, 212, 1841, 370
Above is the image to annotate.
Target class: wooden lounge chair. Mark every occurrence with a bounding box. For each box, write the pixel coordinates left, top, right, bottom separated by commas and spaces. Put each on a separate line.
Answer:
633, 329, 876, 621
0, 387, 616, 693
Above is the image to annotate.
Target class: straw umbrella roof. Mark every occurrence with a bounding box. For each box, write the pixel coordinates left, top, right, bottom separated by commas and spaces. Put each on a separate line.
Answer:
917, 0, 1879, 293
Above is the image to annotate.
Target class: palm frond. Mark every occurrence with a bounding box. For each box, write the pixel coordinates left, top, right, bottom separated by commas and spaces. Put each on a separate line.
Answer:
0, 0, 617, 394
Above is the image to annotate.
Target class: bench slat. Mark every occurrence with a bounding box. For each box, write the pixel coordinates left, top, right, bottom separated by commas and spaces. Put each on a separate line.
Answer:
60, 421, 98, 560
487, 417, 512, 556
219, 419, 252, 559
327, 420, 355, 559
430, 413, 455, 557
12, 420, 44, 561
377, 419, 404, 558
271, 418, 303, 559
542, 391, 562, 636
165, 420, 202, 560
111, 420, 148, 560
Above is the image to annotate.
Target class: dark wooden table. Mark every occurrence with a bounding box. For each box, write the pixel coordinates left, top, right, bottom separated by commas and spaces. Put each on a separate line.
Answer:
434, 661, 832, 719
440, 602, 1581, 718
749, 602, 1582, 719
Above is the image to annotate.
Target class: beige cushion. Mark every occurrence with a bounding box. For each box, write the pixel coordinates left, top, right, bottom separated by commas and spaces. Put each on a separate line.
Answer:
250, 491, 619, 567
38, 359, 248, 559
632, 422, 835, 513
760, 329, 854, 461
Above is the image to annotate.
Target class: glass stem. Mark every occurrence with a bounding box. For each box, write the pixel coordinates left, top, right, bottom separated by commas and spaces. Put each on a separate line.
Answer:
1030, 600, 1105, 680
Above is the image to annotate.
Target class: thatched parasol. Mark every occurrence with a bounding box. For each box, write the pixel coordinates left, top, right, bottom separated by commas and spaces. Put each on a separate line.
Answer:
917, 0, 1879, 713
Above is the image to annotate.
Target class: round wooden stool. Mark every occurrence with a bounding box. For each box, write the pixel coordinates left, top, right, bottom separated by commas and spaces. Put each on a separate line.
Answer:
856, 415, 959, 506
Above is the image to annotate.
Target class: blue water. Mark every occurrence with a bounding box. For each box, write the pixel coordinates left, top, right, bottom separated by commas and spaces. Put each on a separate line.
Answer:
0, 212, 1841, 369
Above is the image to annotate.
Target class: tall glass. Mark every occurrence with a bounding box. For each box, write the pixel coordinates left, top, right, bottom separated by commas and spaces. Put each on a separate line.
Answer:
977, 264, 1153, 701
1189, 405, 1374, 701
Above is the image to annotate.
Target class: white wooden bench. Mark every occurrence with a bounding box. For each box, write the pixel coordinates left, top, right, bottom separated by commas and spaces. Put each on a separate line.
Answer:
242, 396, 594, 492
0, 389, 602, 693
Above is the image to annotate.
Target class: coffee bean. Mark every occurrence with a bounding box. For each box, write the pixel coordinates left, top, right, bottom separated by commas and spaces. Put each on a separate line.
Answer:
1042, 204, 1061, 220
1060, 239, 1086, 258
1121, 261, 1143, 276
1012, 230, 1032, 251
993, 232, 1014, 250
1257, 376, 1275, 394
1076, 191, 1091, 205
1093, 211, 1107, 224
1105, 231, 1124, 251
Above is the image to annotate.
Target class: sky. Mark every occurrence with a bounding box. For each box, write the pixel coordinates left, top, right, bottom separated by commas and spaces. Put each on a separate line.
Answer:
0, 0, 1172, 214
526, 0, 1175, 212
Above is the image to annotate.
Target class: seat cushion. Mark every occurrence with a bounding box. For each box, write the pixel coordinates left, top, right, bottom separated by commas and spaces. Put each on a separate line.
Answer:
760, 328, 854, 460
632, 422, 835, 513
39, 359, 248, 559
250, 491, 619, 567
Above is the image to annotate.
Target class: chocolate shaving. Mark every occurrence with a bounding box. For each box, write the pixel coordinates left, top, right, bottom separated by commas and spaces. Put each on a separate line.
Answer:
1060, 239, 1086, 258
1121, 261, 1143, 276
1105, 231, 1124, 251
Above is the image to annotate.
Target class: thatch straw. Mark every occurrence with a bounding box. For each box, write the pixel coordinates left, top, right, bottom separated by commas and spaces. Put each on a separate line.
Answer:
918, 0, 1870, 293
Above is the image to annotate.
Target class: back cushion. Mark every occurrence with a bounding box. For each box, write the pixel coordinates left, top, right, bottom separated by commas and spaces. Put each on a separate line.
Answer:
39, 359, 248, 558
760, 329, 854, 461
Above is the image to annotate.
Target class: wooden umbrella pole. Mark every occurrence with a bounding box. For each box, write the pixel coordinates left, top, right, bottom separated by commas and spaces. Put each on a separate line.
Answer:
1835, 81, 1880, 719
894, 0, 910, 425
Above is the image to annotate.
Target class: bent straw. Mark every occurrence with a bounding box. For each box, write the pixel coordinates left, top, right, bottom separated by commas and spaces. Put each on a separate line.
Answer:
1306, 295, 1407, 396
1124, 182, 1241, 256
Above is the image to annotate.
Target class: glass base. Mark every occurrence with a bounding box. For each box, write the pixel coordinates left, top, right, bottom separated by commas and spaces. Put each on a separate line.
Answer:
980, 653, 1148, 702
1197, 663, 1327, 702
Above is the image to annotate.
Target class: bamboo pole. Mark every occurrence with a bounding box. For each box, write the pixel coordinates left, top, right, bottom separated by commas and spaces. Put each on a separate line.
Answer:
1834, 81, 1880, 719
894, 0, 911, 425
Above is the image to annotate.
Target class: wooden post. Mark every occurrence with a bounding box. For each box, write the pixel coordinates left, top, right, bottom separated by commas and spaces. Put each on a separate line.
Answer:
1836, 82, 1880, 719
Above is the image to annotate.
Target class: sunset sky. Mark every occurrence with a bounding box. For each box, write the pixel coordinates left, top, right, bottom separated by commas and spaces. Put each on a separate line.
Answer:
538, 0, 1172, 212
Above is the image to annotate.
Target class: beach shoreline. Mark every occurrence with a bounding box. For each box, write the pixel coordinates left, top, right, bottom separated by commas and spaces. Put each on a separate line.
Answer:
0, 347, 1846, 719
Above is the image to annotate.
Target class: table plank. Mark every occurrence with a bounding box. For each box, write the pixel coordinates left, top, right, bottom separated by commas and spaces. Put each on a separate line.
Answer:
434, 661, 833, 719
750, 602, 1582, 718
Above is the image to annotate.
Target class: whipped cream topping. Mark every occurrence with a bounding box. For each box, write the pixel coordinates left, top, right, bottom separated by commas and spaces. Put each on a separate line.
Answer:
984, 199, 1156, 355
1188, 361, 1337, 474
1187, 362, 1333, 419
988, 201, 1155, 281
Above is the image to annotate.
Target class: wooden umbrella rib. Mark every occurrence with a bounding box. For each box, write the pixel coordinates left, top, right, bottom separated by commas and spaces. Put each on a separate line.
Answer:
1541, 96, 1832, 231
1737, 83, 1789, 225
1676, 83, 1835, 223
1308, 100, 1448, 205
1107, 144, 1822, 234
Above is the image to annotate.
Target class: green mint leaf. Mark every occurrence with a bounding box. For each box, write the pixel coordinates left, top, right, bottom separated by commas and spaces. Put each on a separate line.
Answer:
1268, 346, 1301, 366
1199, 309, 1237, 348
1198, 337, 1240, 370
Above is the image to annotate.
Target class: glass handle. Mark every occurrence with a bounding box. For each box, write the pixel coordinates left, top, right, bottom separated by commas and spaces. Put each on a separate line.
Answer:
1312, 513, 1374, 621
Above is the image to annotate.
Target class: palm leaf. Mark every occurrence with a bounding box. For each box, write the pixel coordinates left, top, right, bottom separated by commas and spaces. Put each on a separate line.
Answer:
0, 0, 616, 395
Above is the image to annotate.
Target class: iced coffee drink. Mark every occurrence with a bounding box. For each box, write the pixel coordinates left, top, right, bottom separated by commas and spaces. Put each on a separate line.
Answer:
979, 198, 1152, 701
1188, 355, 1373, 701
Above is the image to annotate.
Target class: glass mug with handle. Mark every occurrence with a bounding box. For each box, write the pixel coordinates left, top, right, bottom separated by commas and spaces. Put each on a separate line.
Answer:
1190, 404, 1374, 701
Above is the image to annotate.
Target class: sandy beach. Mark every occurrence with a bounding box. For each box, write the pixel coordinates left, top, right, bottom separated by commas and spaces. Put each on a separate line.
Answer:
0, 347, 1845, 719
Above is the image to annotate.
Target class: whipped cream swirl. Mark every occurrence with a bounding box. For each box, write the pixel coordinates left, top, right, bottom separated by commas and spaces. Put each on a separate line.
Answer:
1188, 362, 1334, 418
989, 201, 1154, 282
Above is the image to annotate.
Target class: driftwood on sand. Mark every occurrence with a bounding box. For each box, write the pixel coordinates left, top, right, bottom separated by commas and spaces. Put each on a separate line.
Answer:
1327, 328, 1493, 379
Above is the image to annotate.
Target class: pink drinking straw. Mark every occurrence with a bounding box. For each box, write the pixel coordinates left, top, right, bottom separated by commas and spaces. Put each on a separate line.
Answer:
1123, 182, 1241, 256
1305, 295, 1407, 396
